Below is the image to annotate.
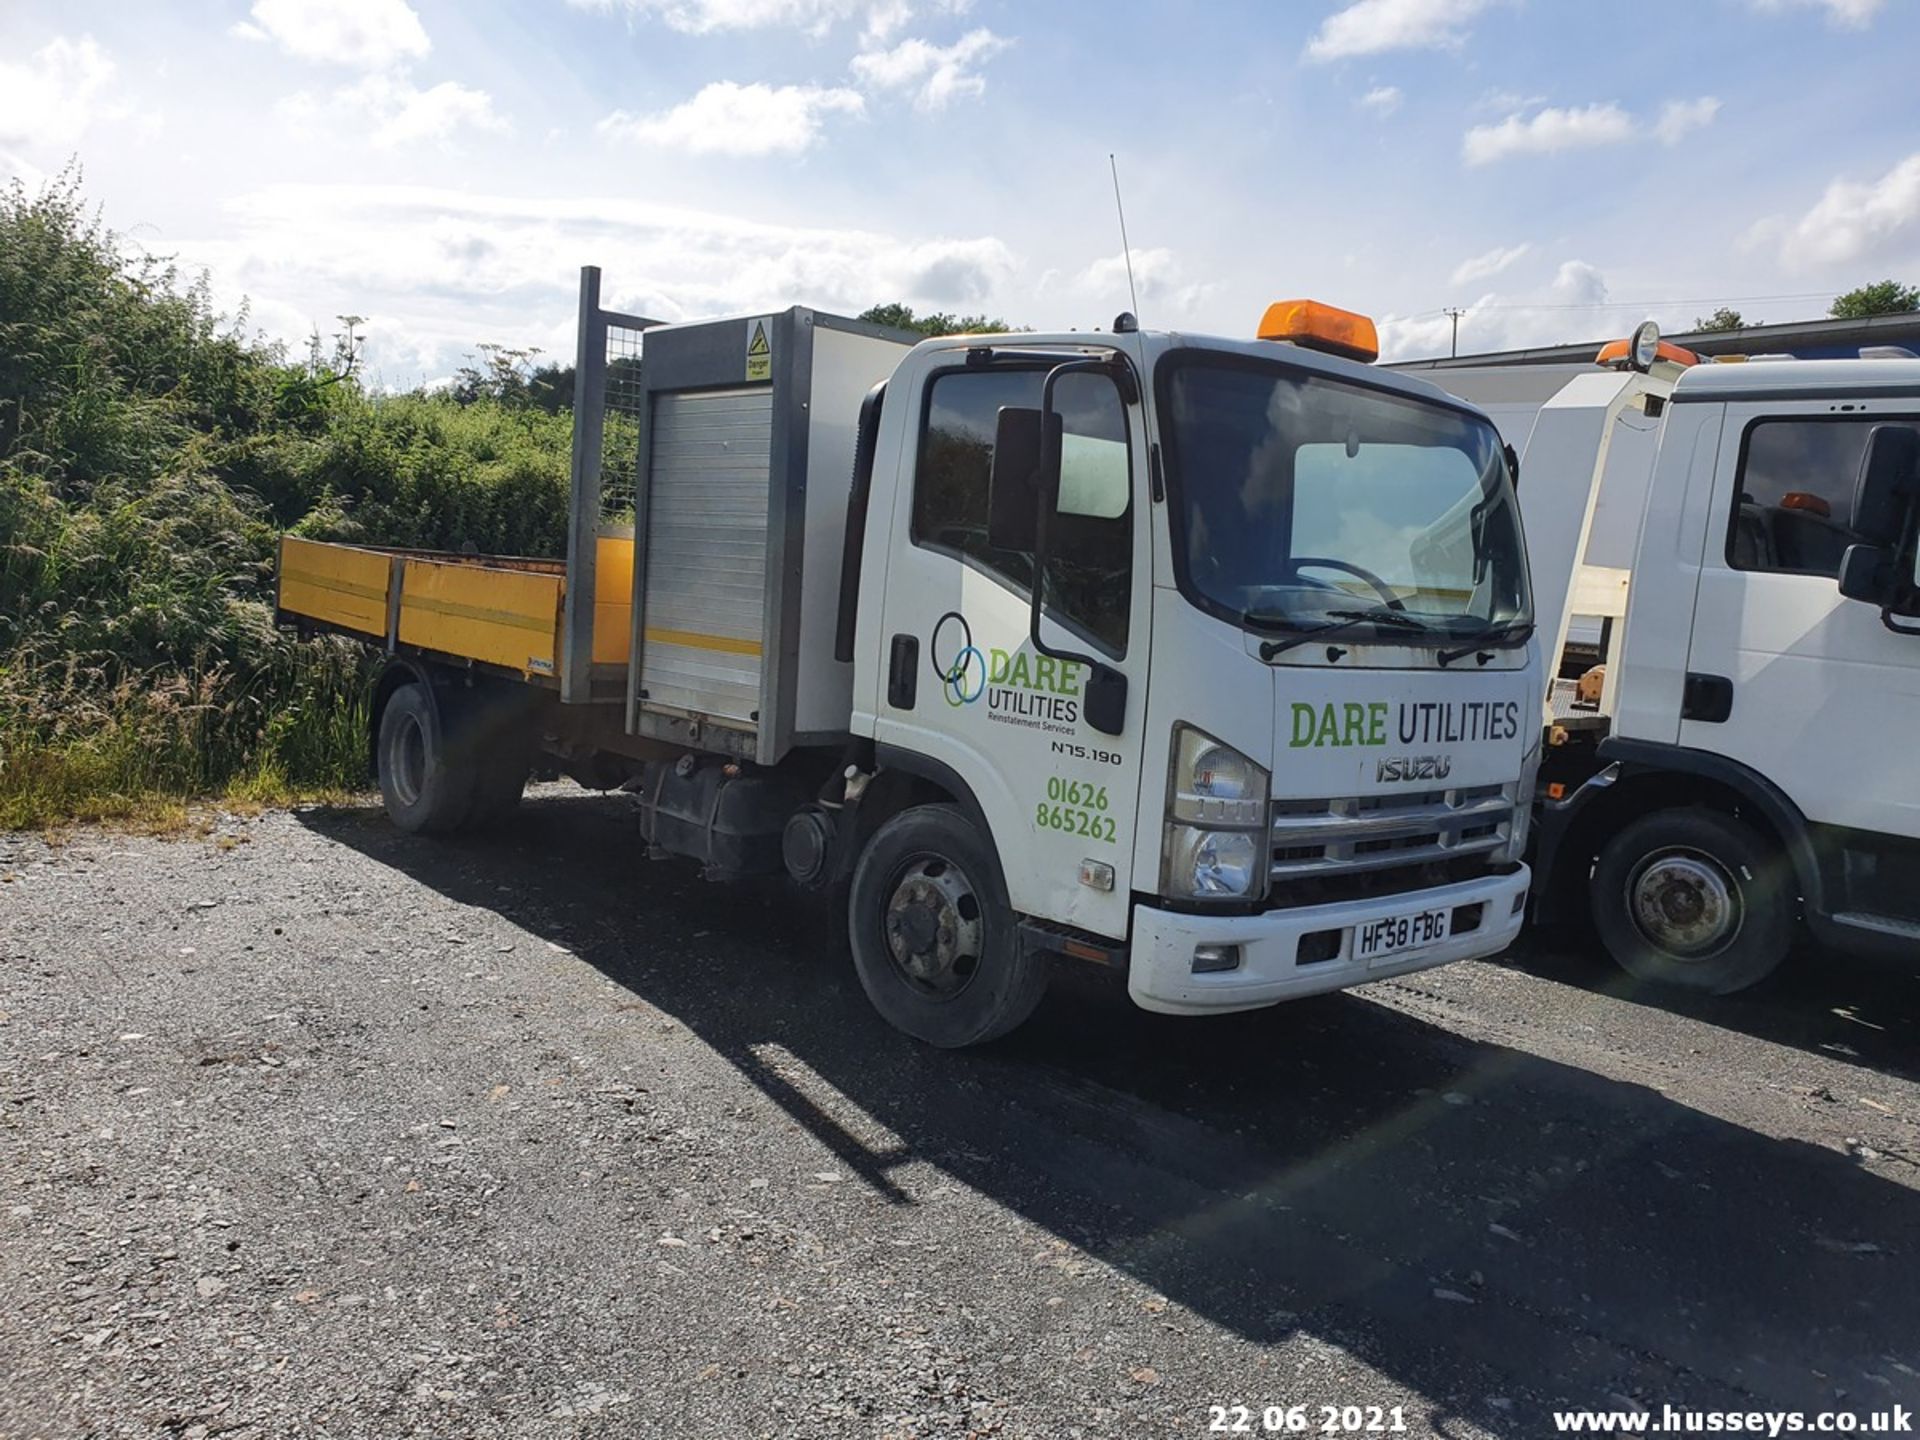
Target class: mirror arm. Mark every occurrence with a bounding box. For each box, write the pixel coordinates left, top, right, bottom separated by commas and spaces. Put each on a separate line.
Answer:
1028, 357, 1133, 737
1027, 358, 1115, 670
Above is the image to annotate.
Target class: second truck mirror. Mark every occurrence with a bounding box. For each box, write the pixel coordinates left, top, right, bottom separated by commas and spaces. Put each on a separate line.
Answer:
1837, 543, 1894, 605
988, 406, 1059, 553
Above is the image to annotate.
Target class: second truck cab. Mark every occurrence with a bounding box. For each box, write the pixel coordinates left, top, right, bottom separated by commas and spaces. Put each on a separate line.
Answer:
1435, 332, 1920, 991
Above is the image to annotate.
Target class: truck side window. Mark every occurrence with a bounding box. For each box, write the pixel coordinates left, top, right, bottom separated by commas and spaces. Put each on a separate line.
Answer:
1729, 418, 1893, 578
912, 367, 1133, 655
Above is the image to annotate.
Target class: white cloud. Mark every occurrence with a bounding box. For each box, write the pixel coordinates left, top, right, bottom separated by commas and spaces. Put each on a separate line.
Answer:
565, 0, 919, 39
279, 74, 508, 149
1304, 0, 1493, 61
1358, 85, 1402, 117
1074, 247, 1215, 317
1463, 103, 1635, 165
850, 29, 1008, 111
1551, 259, 1608, 307
1745, 0, 1884, 27
1759, 152, 1920, 270
237, 0, 431, 68
0, 35, 117, 148
1378, 260, 1615, 361
1450, 243, 1531, 286
173, 182, 1017, 383
1654, 96, 1721, 145
598, 81, 864, 156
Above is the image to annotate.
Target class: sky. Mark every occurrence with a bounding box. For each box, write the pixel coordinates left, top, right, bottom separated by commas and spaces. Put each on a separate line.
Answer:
4, 0, 1919, 387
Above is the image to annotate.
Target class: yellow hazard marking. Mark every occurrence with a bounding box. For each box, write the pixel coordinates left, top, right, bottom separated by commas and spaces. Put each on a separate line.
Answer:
279, 567, 387, 604
745, 318, 771, 382
404, 594, 554, 636
644, 626, 763, 658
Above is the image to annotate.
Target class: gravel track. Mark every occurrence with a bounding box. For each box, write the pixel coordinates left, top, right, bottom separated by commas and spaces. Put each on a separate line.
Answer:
2, 790, 1916, 1439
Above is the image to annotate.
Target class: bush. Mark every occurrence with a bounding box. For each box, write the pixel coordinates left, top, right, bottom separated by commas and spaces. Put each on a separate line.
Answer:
0, 168, 573, 827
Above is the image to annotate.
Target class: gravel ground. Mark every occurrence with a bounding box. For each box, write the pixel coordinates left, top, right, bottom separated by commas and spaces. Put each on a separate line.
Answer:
2, 788, 1917, 1440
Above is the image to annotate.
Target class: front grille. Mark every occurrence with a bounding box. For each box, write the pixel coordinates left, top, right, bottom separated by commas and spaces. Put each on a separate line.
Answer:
1269, 784, 1513, 887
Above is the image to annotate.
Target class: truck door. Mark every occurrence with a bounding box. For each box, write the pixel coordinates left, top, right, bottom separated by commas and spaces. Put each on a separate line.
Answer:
1681, 401, 1920, 842
869, 350, 1152, 940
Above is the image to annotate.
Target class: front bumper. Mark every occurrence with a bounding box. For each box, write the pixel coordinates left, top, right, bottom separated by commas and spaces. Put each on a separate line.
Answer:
1126, 866, 1531, 1015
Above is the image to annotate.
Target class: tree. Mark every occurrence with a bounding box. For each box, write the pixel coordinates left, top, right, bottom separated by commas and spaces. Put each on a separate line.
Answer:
858, 302, 1015, 338
451, 343, 542, 406
1829, 280, 1920, 320
1693, 307, 1745, 332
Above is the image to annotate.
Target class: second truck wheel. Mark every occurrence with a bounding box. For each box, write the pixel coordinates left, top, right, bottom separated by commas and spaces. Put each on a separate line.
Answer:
847, 804, 1050, 1048
1589, 807, 1795, 994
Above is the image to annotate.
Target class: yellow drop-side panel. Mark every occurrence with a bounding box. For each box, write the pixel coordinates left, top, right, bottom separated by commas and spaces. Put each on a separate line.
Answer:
278, 536, 391, 637
591, 535, 634, 667
398, 557, 561, 677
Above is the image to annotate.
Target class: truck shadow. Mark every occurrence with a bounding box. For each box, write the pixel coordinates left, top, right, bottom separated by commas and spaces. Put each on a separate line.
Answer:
1497, 927, 1920, 1084
300, 792, 1920, 1424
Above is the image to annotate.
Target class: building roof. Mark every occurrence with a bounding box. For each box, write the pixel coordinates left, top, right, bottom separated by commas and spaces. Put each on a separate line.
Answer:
1394, 311, 1920, 371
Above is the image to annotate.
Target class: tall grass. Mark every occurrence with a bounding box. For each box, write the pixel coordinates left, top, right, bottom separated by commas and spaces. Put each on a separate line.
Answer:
0, 169, 573, 829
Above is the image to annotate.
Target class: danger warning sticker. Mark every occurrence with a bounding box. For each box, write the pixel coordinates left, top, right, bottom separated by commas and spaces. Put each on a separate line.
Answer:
745, 318, 772, 382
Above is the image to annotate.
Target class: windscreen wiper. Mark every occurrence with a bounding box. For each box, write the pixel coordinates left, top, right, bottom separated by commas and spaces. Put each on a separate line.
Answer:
1437, 621, 1536, 667
1256, 606, 1430, 660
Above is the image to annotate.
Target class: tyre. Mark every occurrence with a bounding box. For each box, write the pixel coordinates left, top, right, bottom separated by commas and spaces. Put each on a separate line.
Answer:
1589, 807, 1795, 994
375, 683, 475, 834
847, 804, 1049, 1047
459, 702, 533, 827
467, 743, 532, 825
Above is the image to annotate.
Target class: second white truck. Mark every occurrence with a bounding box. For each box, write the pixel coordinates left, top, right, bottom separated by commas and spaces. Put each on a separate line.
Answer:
1427, 327, 1920, 990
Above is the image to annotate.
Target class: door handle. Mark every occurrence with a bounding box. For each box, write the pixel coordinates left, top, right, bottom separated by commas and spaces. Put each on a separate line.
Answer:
888, 634, 918, 710
1682, 672, 1733, 723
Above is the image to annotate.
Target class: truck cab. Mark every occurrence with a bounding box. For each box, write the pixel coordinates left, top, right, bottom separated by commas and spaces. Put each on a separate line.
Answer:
1442, 335, 1920, 990
836, 304, 1537, 1037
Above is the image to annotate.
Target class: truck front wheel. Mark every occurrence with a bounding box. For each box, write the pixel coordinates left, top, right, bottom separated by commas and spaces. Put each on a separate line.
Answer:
376, 683, 474, 834
847, 804, 1049, 1047
1589, 807, 1794, 994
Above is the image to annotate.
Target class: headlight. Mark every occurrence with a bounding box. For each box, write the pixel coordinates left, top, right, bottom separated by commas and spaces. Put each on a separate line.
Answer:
1163, 724, 1270, 901
1166, 826, 1260, 898
1168, 724, 1268, 828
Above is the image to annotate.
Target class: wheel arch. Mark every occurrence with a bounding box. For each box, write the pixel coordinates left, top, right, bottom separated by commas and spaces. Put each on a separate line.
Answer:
1541, 738, 1823, 927
856, 743, 1006, 891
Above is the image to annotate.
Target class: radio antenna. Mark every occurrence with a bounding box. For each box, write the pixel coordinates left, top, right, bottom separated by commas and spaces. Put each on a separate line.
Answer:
1109, 153, 1141, 325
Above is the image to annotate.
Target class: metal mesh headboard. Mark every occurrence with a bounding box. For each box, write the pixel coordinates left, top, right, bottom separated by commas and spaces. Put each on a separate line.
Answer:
561, 266, 662, 703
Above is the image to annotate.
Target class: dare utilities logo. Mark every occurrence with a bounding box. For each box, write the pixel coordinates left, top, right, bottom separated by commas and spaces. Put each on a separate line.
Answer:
930, 610, 985, 706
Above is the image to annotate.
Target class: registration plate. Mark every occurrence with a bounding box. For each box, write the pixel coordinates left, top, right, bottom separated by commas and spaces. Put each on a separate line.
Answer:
1355, 906, 1451, 961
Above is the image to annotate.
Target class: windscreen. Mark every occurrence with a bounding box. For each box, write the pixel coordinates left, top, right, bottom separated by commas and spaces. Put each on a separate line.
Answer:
1160, 356, 1531, 639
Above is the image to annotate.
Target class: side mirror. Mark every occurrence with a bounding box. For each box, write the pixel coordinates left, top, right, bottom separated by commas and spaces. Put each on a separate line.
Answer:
988, 406, 1058, 553
1852, 424, 1920, 544
1837, 543, 1893, 604
1084, 663, 1127, 737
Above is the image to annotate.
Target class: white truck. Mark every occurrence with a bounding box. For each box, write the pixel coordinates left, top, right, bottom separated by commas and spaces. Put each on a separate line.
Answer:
278, 287, 1541, 1045
1423, 326, 1920, 991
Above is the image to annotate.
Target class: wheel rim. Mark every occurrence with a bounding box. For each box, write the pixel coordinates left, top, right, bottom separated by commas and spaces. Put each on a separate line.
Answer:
881, 854, 985, 1000
1624, 846, 1743, 959
390, 711, 427, 807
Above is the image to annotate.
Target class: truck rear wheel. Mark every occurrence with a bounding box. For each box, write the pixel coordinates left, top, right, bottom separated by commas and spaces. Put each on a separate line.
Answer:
1589, 807, 1794, 994
847, 804, 1048, 1047
376, 683, 474, 834
444, 689, 534, 827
